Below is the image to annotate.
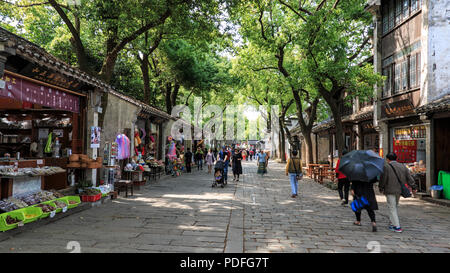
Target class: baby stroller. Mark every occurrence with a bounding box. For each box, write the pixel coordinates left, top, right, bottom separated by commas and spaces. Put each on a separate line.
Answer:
212, 159, 227, 188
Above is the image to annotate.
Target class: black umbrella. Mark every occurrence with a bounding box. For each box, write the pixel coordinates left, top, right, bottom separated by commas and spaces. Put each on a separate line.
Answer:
338, 150, 385, 182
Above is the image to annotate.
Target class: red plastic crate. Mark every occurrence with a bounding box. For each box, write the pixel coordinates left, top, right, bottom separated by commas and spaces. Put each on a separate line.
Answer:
81, 193, 101, 202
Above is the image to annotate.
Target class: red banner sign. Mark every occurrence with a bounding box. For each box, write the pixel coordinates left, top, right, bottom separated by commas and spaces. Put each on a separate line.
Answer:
393, 138, 417, 163
0, 72, 80, 113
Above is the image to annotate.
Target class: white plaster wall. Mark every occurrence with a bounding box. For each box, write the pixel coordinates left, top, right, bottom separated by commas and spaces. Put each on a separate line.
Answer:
425, 0, 450, 102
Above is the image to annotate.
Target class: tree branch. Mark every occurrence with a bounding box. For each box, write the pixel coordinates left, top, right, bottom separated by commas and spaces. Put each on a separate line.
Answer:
257, 3, 268, 41
1, 0, 49, 8
316, 0, 327, 11
251, 66, 279, 72
347, 36, 370, 62
109, 8, 171, 59
277, 0, 309, 21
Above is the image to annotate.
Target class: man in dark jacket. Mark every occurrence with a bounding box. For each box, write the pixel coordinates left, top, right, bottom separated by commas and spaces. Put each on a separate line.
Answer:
379, 152, 417, 233
184, 148, 193, 173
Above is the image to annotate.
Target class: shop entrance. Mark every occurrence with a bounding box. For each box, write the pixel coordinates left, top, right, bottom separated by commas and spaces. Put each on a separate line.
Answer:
434, 118, 450, 181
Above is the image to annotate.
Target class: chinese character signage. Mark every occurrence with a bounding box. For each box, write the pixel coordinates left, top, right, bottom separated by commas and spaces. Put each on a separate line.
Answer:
23, 66, 81, 90
393, 138, 417, 163
0, 72, 80, 113
381, 99, 415, 118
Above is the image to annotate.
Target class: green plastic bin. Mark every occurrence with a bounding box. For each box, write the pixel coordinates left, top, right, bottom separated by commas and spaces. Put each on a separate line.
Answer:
438, 171, 450, 200
0, 211, 25, 232
17, 207, 43, 224
50, 199, 68, 213
60, 196, 81, 209
33, 202, 57, 219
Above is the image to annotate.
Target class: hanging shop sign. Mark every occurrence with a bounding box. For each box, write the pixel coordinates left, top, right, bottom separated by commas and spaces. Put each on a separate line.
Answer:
21, 65, 82, 91
0, 72, 80, 113
393, 138, 417, 163
381, 99, 415, 118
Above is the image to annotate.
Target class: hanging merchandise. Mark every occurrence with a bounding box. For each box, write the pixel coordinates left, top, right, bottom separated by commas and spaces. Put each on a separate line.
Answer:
167, 136, 177, 160
140, 128, 146, 140
134, 129, 142, 147
115, 134, 131, 160
44, 132, 53, 154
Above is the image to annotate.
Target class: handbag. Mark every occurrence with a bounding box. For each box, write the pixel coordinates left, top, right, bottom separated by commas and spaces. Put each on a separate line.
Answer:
388, 163, 412, 198
351, 196, 370, 212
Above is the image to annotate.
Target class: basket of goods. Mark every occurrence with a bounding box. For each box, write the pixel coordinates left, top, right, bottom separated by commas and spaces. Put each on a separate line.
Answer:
34, 191, 58, 203
0, 200, 20, 212
67, 162, 81, 168
87, 161, 100, 169
17, 206, 42, 224
49, 190, 65, 199
4, 197, 28, 210
80, 188, 102, 202
59, 196, 81, 209
34, 203, 57, 218
69, 154, 80, 162
51, 200, 69, 213
0, 211, 25, 232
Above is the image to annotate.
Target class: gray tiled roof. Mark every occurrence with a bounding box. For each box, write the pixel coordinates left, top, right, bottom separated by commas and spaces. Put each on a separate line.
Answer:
1, 26, 173, 120
416, 95, 450, 114
1, 27, 111, 92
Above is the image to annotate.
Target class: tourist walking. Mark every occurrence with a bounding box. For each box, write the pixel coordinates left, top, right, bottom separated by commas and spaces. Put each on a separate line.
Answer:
205, 149, 215, 174
195, 147, 204, 171
285, 150, 303, 198
232, 148, 243, 181
335, 150, 350, 205
242, 149, 247, 161
257, 150, 268, 176
379, 152, 417, 233
184, 148, 193, 173
351, 178, 379, 232
219, 146, 231, 183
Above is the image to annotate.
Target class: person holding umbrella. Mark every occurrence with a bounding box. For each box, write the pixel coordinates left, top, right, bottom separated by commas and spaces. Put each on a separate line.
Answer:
338, 150, 385, 232
350, 177, 379, 232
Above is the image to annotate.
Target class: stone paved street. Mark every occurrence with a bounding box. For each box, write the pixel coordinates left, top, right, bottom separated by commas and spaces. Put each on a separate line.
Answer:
0, 161, 449, 253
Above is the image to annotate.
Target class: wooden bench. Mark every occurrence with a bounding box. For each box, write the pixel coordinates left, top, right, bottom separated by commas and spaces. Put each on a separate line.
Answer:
114, 180, 134, 197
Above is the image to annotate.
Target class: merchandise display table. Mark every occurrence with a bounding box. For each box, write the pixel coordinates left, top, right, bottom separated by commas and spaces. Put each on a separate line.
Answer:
114, 180, 133, 198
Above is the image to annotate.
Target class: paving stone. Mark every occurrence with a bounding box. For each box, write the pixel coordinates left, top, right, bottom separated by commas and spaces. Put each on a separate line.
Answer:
0, 161, 449, 253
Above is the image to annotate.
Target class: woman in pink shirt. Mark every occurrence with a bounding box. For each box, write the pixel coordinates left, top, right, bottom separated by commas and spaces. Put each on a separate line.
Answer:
335, 150, 350, 205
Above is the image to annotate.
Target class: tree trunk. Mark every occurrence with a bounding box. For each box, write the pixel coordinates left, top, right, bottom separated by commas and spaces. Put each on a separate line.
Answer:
320, 90, 345, 158
165, 83, 173, 114
328, 100, 345, 158
279, 116, 286, 163
302, 129, 314, 164
171, 83, 180, 108
139, 53, 151, 104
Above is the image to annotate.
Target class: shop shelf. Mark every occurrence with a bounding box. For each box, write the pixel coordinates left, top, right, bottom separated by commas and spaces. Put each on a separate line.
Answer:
0, 211, 25, 232
59, 196, 81, 209
17, 206, 42, 224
